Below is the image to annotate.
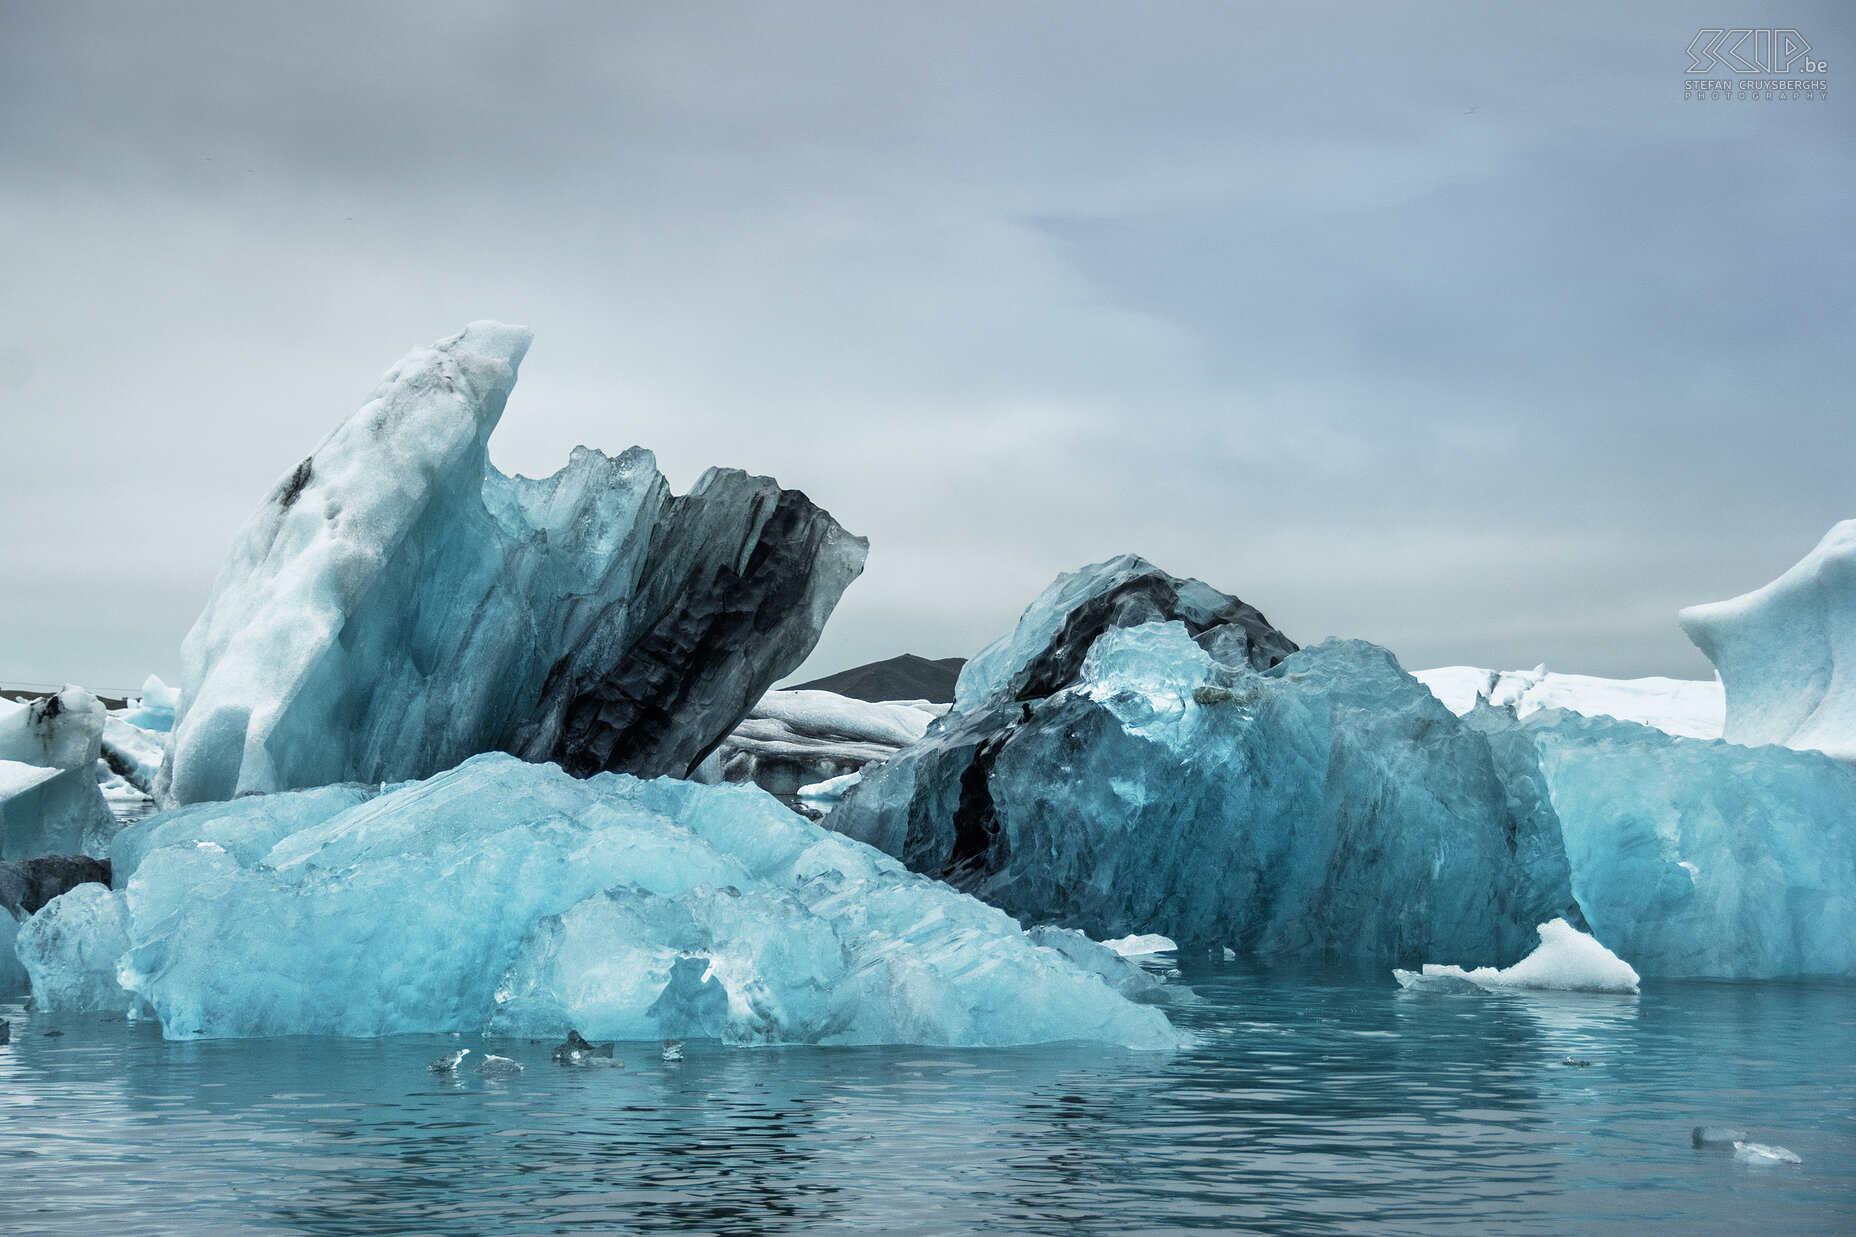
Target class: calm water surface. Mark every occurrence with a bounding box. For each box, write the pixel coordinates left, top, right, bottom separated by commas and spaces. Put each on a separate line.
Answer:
1, 959, 1851, 1235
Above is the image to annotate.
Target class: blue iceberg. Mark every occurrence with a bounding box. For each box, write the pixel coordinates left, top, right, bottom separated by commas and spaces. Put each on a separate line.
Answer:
21, 754, 1180, 1048
831, 555, 1856, 979
159, 322, 866, 806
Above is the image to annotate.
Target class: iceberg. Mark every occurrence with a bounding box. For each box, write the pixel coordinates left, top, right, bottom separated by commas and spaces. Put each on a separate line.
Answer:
1393, 918, 1640, 994
1413, 665, 1724, 741
1680, 520, 1856, 762
0, 686, 114, 860
1493, 708, 1856, 979
831, 559, 1579, 966
832, 553, 1856, 980
13, 881, 141, 1013
100, 717, 164, 796
112, 676, 179, 734
23, 753, 1179, 1048
704, 689, 943, 798
159, 322, 866, 806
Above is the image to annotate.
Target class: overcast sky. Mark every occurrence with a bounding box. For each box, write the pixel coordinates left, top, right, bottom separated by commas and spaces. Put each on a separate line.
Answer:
2, 1, 1851, 692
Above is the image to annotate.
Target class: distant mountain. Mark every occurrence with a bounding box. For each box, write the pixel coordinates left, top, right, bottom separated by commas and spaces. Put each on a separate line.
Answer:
789, 654, 967, 704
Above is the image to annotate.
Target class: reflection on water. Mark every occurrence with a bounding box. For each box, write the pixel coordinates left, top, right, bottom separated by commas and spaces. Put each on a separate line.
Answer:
1, 959, 1850, 1235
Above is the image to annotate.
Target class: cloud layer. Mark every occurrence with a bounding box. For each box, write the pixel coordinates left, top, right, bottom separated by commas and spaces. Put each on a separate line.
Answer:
2, 2, 1851, 689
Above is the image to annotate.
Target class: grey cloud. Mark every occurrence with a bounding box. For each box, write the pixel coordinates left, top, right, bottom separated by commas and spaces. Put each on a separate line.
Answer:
0, 1, 1850, 690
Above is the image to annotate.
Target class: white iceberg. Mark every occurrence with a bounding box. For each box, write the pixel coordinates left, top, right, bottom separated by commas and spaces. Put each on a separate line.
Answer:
1681, 520, 1856, 762
1412, 665, 1724, 741
707, 690, 941, 797
1393, 918, 1640, 994
0, 686, 114, 861
1102, 934, 1178, 957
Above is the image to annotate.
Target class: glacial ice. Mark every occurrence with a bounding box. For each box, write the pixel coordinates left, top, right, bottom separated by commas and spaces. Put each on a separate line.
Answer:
952, 554, 1298, 712
1733, 1142, 1802, 1166
1103, 934, 1178, 957
1393, 918, 1640, 994
1413, 665, 1724, 741
159, 322, 866, 806
112, 676, 179, 733
831, 554, 1856, 979
27, 753, 1178, 1048
1681, 520, 1856, 762
0, 686, 114, 861
832, 564, 1577, 966
101, 717, 164, 796
704, 690, 940, 797
1502, 708, 1856, 979
796, 769, 862, 809
14, 881, 141, 1013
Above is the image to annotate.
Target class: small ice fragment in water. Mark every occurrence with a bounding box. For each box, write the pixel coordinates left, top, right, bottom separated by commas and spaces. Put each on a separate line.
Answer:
1221, 947, 1236, 962
1392, 919, 1640, 994
550, 1029, 614, 1064
1563, 1057, 1594, 1067
1733, 1141, 1801, 1165
1101, 933, 1177, 957
428, 1048, 469, 1073
1692, 1125, 1748, 1148
478, 1054, 523, 1075
1391, 969, 1485, 994
661, 1040, 683, 1062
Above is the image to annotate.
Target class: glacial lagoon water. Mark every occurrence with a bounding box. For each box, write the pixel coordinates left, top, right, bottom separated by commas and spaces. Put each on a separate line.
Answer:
1, 958, 1851, 1236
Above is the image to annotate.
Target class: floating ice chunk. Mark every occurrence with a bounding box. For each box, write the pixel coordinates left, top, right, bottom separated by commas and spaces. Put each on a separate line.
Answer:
709, 690, 940, 798
0, 687, 115, 860
0, 687, 105, 770
750, 691, 934, 749
1512, 710, 1856, 978
1026, 926, 1171, 1005
1733, 1141, 1801, 1166
14, 882, 141, 1013
1681, 520, 1856, 762
428, 1048, 470, 1073
796, 770, 862, 807
836, 606, 1574, 966
550, 1030, 615, 1064
0, 761, 115, 861
478, 1054, 523, 1075
160, 322, 865, 805
42, 754, 1177, 1048
100, 718, 164, 795
113, 676, 178, 733
660, 1040, 683, 1062
1392, 919, 1640, 994
1101, 934, 1178, 957
1413, 665, 1724, 741
1692, 1125, 1749, 1148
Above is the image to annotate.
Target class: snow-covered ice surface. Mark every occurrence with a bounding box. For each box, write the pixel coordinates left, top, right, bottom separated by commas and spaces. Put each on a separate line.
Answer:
1103, 934, 1178, 957
796, 770, 862, 808
706, 690, 941, 797
1681, 520, 1856, 762
159, 322, 865, 806
0, 686, 115, 860
1412, 665, 1724, 740
1393, 918, 1640, 994
24, 753, 1178, 1049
